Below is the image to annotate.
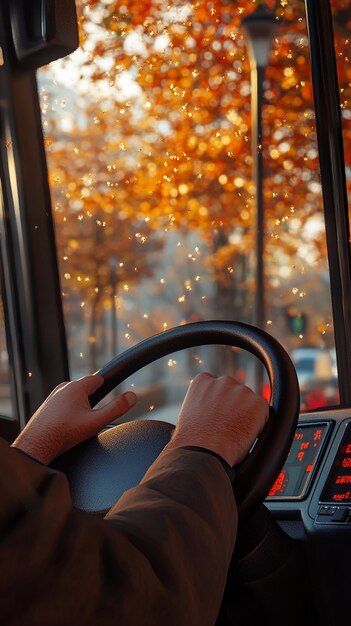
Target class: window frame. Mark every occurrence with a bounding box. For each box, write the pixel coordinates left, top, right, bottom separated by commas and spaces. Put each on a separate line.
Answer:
305, 0, 351, 404
0, 3, 69, 438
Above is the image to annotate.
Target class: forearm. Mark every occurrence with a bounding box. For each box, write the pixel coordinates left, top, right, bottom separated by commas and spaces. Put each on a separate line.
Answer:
0, 440, 236, 626
106, 447, 237, 625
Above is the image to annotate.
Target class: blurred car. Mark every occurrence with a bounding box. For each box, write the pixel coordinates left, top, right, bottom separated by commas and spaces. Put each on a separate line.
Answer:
291, 347, 338, 410
291, 347, 335, 387
299, 376, 339, 410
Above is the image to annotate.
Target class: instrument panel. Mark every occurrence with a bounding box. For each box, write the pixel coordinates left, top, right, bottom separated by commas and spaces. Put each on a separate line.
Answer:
266, 422, 330, 500
320, 422, 351, 504
264, 410, 351, 529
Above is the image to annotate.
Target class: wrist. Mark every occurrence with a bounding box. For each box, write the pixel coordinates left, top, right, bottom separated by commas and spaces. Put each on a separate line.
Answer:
179, 445, 236, 482
11, 443, 48, 466
164, 433, 236, 466
11, 435, 54, 466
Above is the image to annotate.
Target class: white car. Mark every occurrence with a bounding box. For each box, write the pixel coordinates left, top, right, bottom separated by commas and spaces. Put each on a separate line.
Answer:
290, 347, 335, 387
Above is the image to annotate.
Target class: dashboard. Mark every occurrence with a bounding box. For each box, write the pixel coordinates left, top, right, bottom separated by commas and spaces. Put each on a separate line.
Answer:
265, 407, 351, 529
262, 408, 351, 625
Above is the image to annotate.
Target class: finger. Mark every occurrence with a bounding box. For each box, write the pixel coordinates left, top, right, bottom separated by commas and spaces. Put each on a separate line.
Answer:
93, 391, 137, 425
251, 398, 270, 439
189, 372, 215, 388
262, 399, 270, 424
198, 372, 216, 380
77, 374, 104, 394
44, 381, 71, 401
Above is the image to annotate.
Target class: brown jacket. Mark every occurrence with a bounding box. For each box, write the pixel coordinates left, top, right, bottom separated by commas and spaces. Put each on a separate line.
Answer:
0, 438, 237, 625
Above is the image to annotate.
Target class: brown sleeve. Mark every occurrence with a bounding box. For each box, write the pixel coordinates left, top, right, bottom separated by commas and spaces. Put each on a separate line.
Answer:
0, 439, 237, 626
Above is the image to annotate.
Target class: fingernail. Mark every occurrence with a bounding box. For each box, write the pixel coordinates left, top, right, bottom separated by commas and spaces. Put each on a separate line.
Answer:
124, 391, 137, 408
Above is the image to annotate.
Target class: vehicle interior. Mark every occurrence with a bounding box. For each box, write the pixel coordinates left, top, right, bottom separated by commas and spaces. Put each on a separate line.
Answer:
1, 0, 351, 625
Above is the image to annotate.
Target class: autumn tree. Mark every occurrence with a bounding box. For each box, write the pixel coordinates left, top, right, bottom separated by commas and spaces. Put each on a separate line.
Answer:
41, 96, 163, 370
40, 0, 351, 373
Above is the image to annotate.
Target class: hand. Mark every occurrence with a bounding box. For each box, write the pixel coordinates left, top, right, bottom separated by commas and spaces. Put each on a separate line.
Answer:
12, 375, 137, 465
164, 373, 269, 466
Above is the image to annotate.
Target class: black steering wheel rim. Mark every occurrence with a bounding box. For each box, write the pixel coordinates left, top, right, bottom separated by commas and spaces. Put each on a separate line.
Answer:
83, 320, 300, 519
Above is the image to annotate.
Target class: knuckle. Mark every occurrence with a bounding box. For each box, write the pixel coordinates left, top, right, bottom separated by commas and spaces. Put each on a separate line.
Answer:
200, 371, 214, 380
54, 381, 70, 391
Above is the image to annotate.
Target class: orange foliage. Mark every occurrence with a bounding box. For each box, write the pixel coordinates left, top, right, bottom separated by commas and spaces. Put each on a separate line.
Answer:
40, 0, 350, 354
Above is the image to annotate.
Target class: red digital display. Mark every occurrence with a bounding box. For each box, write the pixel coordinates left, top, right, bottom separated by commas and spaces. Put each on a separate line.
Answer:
321, 423, 351, 503
267, 423, 329, 499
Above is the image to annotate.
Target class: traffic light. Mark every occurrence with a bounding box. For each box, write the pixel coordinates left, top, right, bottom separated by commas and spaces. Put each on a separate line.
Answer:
286, 308, 307, 334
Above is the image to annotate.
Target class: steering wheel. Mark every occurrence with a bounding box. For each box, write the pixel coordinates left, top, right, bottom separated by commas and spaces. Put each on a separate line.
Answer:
55, 320, 299, 519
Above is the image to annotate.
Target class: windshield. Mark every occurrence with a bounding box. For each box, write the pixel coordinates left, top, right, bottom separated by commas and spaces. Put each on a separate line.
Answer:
37, 0, 342, 417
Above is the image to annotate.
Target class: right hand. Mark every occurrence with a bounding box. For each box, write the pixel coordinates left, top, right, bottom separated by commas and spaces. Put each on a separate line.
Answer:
164, 372, 269, 466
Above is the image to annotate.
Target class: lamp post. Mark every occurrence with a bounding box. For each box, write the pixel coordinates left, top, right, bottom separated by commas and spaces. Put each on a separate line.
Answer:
109, 256, 118, 358
241, 4, 277, 391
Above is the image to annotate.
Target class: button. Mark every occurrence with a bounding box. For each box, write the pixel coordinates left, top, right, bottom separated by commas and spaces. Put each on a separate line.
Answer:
331, 507, 348, 522
318, 506, 335, 515
316, 506, 335, 524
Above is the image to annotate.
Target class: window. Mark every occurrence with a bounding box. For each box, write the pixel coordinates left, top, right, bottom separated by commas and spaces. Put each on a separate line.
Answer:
38, 0, 339, 416
0, 295, 13, 418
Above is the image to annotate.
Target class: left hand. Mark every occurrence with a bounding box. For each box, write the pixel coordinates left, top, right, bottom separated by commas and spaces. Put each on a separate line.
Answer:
12, 375, 137, 465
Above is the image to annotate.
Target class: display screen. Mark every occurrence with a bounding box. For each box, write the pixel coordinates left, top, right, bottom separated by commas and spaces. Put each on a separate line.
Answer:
266, 423, 329, 500
321, 422, 351, 503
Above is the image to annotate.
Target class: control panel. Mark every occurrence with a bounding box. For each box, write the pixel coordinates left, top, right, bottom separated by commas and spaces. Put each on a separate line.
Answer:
265, 413, 351, 530
315, 504, 351, 525
314, 421, 351, 525
266, 422, 330, 501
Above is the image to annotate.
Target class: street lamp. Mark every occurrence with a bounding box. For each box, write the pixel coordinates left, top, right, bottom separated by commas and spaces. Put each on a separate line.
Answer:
241, 3, 277, 391
109, 255, 119, 358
